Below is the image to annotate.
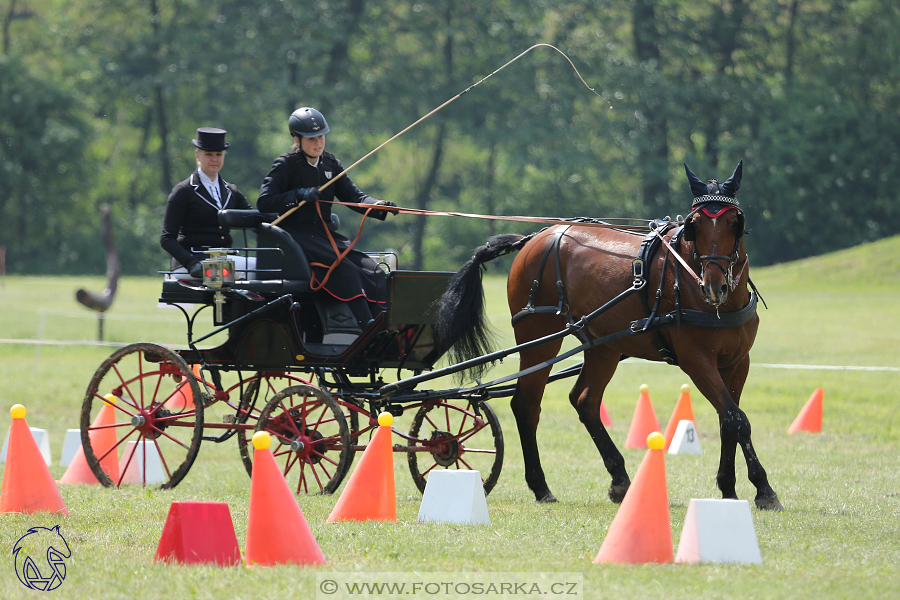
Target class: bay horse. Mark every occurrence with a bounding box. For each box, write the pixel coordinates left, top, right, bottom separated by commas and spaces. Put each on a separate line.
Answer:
435, 160, 782, 510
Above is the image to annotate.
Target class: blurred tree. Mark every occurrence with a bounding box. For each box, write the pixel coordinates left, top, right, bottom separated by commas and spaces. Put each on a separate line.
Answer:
0, 56, 93, 273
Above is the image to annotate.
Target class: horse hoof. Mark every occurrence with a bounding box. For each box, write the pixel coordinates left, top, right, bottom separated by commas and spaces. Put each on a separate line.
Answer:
755, 495, 784, 512
537, 492, 558, 503
608, 483, 629, 504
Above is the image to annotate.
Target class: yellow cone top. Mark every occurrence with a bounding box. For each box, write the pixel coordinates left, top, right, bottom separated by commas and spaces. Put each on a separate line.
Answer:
252, 431, 271, 450
681, 384, 690, 394
377, 412, 393, 427
10, 404, 26, 419
646, 431, 665, 450
103, 393, 118, 405
640, 384, 650, 394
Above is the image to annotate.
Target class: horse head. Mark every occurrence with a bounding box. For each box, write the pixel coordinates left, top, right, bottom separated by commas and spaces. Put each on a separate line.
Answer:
683, 161, 746, 307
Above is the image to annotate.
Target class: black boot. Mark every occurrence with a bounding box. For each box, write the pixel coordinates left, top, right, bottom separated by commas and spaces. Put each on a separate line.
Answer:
348, 297, 374, 331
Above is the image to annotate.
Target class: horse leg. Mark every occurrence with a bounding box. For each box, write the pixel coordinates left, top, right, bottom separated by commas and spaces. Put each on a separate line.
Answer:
509, 338, 563, 503
720, 359, 783, 511
681, 355, 783, 511
568, 347, 630, 503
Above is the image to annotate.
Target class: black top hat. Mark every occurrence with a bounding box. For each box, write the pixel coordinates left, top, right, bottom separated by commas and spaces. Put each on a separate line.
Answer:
192, 127, 231, 151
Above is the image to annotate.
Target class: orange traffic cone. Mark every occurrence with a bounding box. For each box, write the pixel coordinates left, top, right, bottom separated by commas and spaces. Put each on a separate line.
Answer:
59, 395, 120, 485
245, 432, 326, 566
599, 399, 613, 427
327, 413, 396, 523
594, 432, 672, 564
663, 384, 696, 451
624, 384, 661, 449
164, 365, 200, 411
0, 405, 68, 514
788, 388, 823, 434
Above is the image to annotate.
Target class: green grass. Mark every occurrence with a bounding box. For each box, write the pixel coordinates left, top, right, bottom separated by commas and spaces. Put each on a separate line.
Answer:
1, 237, 899, 599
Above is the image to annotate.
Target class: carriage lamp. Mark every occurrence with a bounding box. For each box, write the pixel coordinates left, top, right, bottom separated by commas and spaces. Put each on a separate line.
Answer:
202, 249, 236, 322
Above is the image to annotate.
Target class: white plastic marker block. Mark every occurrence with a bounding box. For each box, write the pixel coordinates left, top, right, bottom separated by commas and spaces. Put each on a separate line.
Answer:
668, 420, 702, 455
675, 499, 762, 565
417, 470, 490, 526
118, 441, 166, 484
60, 429, 82, 467
1, 426, 52, 465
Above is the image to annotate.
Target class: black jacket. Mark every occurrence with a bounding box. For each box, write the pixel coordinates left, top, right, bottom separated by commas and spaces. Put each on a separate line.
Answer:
160, 171, 251, 268
257, 150, 387, 234
257, 150, 388, 303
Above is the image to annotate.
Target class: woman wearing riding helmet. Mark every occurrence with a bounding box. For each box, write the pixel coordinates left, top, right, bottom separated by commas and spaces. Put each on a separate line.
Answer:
257, 107, 396, 329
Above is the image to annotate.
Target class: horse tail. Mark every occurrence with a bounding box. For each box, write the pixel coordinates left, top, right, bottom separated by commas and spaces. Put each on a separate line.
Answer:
435, 233, 528, 380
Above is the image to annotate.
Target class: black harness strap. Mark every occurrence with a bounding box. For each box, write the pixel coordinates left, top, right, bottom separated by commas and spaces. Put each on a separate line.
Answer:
631, 291, 759, 331
510, 226, 592, 344
634, 220, 680, 365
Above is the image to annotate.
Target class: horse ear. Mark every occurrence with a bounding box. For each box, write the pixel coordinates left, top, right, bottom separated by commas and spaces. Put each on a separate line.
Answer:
683, 219, 696, 241
721, 160, 743, 196
684, 163, 708, 197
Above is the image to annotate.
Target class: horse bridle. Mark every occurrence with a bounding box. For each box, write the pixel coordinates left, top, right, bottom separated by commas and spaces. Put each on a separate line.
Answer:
683, 204, 746, 292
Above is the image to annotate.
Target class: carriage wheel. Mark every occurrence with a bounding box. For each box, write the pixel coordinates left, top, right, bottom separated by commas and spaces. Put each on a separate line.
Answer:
235, 372, 312, 476
243, 384, 352, 495
80, 343, 204, 489
407, 399, 503, 495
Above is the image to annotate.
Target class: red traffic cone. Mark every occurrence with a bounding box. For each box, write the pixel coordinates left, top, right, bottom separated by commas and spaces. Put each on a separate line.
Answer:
327, 413, 396, 523
599, 399, 613, 427
594, 432, 672, 564
245, 432, 326, 566
663, 384, 697, 451
155, 501, 242, 566
0, 405, 68, 515
60, 395, 120, 484
624, 384, 661, 449
788, 388, 823, 434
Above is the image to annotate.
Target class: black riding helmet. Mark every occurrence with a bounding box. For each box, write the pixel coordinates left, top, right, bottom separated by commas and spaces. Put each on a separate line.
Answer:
289, 107, 330, 138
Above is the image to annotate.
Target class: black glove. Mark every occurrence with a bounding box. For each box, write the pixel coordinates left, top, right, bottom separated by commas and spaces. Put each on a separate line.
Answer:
295, 187, 320, 203
375, 200, 398, 215
188, 261, 203, 279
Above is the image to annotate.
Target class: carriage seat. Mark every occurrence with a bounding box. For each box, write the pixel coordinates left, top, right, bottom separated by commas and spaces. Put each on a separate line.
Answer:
217, 210, 357, 336
217, 209, 312, 286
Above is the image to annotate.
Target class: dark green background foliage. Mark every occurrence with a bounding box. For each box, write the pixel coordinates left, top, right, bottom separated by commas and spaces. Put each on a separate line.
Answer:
1, 0, 898, 274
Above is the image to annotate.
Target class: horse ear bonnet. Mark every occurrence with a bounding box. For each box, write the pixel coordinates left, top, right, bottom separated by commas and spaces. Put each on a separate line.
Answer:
683, 160, 744, 240
684, 160, 742, 205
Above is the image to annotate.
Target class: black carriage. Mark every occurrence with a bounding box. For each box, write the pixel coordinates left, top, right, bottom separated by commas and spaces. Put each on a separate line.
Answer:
80, 209, 504, 495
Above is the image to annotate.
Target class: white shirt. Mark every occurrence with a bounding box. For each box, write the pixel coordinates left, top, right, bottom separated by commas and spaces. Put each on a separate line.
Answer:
198, 170, 223, 209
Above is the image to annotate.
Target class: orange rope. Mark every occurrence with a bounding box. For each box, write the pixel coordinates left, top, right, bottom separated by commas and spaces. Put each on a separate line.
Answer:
307, 201, 379, 292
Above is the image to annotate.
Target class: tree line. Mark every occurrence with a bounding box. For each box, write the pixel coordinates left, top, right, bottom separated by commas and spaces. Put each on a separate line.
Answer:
2, 0, 899, 275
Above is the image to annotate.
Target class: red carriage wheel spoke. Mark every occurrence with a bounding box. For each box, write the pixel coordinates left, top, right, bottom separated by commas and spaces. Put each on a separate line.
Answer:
248, 384, 351, 495
81, 343, 203, 490
407, 400, 504, 496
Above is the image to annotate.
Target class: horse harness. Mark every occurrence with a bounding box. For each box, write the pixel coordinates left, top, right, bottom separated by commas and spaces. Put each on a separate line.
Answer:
509, 215, 760, 367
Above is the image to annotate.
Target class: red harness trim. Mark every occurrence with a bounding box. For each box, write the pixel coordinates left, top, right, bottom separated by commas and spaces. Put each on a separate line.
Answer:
699, 205, 738, 219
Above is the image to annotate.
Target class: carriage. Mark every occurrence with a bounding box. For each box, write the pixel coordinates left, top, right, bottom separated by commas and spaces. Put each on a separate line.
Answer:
79, 208, 511, 495
80, 162, 783, 511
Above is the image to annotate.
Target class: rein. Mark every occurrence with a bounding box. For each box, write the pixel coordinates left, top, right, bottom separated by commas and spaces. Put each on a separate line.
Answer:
653, 228, 702, 285
305, 199, 653, 231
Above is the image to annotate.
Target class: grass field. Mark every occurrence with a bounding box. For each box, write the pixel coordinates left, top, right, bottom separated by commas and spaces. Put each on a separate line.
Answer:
0, 236, 898, 599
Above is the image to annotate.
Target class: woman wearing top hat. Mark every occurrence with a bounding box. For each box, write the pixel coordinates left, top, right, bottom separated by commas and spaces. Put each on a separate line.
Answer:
160, 127, 251, 277
257, 107, 397, 329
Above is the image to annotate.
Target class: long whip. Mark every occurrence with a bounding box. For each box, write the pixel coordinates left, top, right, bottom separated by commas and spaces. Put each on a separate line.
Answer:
270, 44, 606, 226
